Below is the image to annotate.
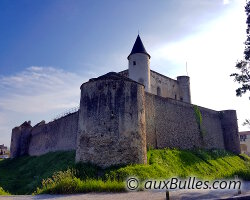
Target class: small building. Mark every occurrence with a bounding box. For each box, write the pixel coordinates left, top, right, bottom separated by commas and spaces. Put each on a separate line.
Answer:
239, 131, 250, 155
0, 144, 9, 158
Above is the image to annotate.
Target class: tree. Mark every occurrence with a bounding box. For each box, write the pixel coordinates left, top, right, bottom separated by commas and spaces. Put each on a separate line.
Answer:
231, 1, 250, 98
243, 119, 250, 128
231, 1, 250, 128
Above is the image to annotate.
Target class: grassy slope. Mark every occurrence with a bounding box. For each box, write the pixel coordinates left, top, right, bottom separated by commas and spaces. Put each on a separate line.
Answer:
0, 149, 250, 194
0, 187, 10, 195
105, 149, 250, 181
0, 151, 75, 194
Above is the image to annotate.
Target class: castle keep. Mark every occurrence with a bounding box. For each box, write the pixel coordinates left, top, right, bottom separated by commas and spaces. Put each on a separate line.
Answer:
10, 35, 240, 167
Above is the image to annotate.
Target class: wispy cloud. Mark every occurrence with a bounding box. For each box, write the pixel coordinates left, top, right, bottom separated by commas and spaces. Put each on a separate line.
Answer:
0, 66, 85, 113
0, 66, 87, 146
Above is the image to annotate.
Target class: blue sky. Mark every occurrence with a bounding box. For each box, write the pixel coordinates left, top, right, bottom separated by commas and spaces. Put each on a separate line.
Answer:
0, 0, 249, 147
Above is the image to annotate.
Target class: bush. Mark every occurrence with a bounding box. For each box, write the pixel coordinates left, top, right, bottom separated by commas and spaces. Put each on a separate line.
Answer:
35, 169, 125, 194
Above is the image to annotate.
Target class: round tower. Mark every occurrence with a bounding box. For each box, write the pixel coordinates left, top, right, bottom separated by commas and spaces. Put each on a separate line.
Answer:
128, 35, 151, 92
76, 72, 147, 167
177, 76, 191, 103
220, 110, 240, 154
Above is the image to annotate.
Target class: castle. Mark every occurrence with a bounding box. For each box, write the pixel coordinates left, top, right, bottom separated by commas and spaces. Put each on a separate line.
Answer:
10, 35, 240, 167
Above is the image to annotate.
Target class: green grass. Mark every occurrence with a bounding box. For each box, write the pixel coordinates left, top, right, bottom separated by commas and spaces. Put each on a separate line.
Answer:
103, 149, 250, 181
0, 149, 250, 195
0, 151, 75, 194
0, 187, 10, 195
34, 169, 125, 194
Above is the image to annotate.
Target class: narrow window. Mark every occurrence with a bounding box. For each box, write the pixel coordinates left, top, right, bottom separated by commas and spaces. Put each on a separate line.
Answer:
180, 97, 183, 101
157, 87, 161, 96
175, 94, 177, 99
133, 61, 136, 66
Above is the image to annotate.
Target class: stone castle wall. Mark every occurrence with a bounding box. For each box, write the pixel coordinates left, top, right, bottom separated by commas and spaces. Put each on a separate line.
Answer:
10, 122, 33, 158
220, 110, 241, 154
119, 70, 191, 103
145, 93, 226, 150
29, 111, 78, 156
10, 112, 78, 158
10, 72, 240, 167
150, 70, 180, 100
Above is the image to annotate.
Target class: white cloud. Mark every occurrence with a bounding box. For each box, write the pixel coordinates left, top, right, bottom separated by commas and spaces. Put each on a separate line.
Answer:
0, 66, 85, 113
150, 0, 249, 131
0, 66, 87, 146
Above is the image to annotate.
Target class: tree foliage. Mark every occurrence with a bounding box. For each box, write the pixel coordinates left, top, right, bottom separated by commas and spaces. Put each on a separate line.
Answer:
243, 119, 250, 128
231, 1, 250, 128
231, 1, 250, 98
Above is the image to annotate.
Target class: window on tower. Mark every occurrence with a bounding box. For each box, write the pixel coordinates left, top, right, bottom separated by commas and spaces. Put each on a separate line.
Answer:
157, 87, 161, 96
133, 61, 136, 66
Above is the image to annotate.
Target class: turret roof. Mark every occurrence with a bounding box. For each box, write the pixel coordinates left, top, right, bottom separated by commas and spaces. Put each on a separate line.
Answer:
128, 35, 150, 59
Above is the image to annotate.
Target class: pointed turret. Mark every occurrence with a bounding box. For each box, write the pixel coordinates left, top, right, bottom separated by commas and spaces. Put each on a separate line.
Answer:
128, 35, 151, 92
128, 35, 151, 59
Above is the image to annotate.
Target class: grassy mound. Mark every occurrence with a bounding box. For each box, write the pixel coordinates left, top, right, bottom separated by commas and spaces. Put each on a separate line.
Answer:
0, 149, 250, 194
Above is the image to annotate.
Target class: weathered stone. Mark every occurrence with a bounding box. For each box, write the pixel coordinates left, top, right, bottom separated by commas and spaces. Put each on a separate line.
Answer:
76, 75, 147, 168
9, 72, 241, 167
220, 110, 241, 154
145, 93, 226, 150
9, 34, 241, 167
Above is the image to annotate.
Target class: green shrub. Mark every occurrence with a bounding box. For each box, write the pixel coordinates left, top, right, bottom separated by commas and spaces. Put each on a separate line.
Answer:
35, 169, 125, 194
193, 105, 205, 137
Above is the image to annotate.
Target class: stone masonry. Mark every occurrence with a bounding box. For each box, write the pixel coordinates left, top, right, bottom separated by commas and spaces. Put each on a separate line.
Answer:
10, 35, 241, 168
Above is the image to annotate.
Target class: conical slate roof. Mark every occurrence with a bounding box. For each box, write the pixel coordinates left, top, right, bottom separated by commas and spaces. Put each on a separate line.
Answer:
128, 35, 151, 59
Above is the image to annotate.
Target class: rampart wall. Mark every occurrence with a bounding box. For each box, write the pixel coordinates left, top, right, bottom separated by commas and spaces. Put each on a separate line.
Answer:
29, 111, 78, 156
10, 72, 240, 167
145, 92, 240, 154
10, 112, 78, 158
